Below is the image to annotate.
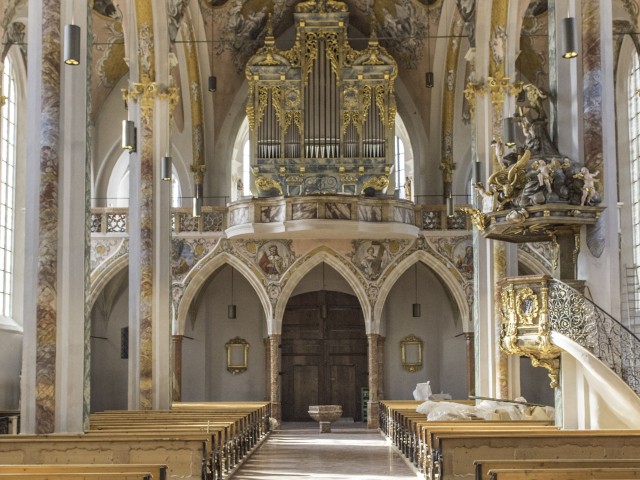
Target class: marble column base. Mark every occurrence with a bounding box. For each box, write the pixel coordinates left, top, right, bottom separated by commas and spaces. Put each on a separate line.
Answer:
367, 401, 380, 429
319, 421, 332, 433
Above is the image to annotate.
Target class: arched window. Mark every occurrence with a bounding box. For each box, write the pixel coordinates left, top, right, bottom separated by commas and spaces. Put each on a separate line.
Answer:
629, 52, 640, 270
0, 57, 17, 318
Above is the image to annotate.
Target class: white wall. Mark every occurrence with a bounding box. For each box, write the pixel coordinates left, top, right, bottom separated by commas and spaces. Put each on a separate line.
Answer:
383, 262, 466, 400
90, 285, 129, 412
182, 265, 267, 401
0, 329, 21, 409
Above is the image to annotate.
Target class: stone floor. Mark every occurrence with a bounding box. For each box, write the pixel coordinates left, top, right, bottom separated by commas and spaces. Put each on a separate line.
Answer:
231, 422, 419, 479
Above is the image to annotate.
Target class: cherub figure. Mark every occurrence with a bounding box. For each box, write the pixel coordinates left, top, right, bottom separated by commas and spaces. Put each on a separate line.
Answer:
532, 159, 557, 193
573, 167, 600, 206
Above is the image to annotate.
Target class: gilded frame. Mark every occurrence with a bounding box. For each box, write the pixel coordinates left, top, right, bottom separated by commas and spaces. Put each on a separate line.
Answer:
401, 334, 423, 372
225, 337, 249, 374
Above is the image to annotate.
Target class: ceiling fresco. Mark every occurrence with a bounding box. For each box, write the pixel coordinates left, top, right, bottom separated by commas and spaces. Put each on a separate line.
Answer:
205, 0, 443, 71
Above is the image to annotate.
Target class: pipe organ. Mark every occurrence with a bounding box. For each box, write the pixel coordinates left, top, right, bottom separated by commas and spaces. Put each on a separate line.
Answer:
245, 0, 398, 197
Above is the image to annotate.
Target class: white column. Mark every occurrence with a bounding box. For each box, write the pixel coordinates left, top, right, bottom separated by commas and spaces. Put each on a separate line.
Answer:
56, 0, 90, 432
20, 0, 45, 435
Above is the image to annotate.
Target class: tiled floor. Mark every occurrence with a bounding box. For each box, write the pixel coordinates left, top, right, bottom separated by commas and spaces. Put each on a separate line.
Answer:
231, 422, 419, 479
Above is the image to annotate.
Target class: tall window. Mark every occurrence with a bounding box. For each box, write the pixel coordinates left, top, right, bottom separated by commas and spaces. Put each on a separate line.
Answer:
628, 53, 640, 269
395, 135, 406, 199
0, 57, 17, 318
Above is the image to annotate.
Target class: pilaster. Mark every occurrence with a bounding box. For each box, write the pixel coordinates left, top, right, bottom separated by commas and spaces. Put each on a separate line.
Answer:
269, 334, 281, 426
367, 333, 381, 429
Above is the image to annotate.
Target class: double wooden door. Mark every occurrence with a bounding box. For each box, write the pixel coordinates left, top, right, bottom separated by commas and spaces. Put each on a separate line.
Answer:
281, 291, 368, 421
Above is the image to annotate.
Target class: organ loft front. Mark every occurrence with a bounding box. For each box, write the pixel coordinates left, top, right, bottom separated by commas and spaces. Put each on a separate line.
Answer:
245, 0, 398, 198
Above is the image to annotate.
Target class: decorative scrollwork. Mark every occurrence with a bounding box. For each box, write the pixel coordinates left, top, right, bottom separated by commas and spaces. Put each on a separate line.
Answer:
515, 287, 539, 325
548, 279, 640, 395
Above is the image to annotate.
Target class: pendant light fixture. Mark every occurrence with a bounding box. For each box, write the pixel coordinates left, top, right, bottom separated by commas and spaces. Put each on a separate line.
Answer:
412, 263, 421, 317
122, 120, 136, 151
208, 11, 217, 92
161, 154, 172, 181
63, 23, 81, 66
228, 268, 237, 319
425, 10, 434, 88
561, 16, 578, 59
473, 161, 482, 185
193, 183, 202, 217
446, 192, 455, 217
503, 117, 517, 148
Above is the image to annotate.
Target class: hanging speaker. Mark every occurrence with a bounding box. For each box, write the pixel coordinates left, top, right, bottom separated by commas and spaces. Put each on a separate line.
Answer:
412, 303, 421, 318
227, 304, 237, 319
63, 24, 81, 66
561, 17, 578, 59
208, 75, 217, 92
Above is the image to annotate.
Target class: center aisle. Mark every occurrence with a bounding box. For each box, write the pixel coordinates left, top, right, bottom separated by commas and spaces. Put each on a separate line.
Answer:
231, 422, 419, 480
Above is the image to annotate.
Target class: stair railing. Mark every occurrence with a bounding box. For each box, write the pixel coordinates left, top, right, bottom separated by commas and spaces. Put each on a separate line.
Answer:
548, 279, 640, 396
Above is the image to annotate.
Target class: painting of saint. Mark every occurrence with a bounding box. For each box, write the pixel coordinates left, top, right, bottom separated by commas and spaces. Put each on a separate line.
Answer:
454, 242, 474, 279
355, 241, 390, 280
258, 243, 290, 277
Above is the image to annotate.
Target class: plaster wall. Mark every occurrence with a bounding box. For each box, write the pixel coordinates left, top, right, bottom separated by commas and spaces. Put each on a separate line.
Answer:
382, 263, 464, 400
182, 266, 267, 401
0, 329, 21, 409
90, 287, 129, 412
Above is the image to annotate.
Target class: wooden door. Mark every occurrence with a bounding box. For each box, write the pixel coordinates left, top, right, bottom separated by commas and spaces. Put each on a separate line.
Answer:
281, 291, 367, 422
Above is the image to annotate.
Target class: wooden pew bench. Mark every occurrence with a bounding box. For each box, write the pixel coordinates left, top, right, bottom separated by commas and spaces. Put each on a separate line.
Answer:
432, 430, 640, 480
475, 459, 640, 480
486, 467, 640, 480
417, 423, 555, 475
0, 474, 154, 480
0, 464, 166, 480
0, 433, 211, 480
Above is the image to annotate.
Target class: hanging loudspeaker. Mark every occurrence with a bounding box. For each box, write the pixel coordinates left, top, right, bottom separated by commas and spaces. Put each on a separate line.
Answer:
64, 24, 81, 66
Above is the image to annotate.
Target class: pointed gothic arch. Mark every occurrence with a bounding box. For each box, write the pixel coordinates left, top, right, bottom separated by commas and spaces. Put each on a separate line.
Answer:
372, 249, 471, 333
175, 251, 271, 336
274, 247, 371, 334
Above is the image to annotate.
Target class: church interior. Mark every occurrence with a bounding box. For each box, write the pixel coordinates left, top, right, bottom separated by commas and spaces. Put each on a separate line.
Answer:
1, 0, 640, 477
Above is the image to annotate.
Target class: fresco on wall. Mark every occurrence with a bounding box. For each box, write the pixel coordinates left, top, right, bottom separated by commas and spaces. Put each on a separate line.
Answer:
353, 240, 391, 281
91, 238, 128, 273
453, 241, 473, 280
171, 238, 218, 280
257, 240, 294, 279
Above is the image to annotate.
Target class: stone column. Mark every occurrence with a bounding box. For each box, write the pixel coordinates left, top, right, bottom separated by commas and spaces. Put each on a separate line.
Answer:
377, 336, 385, 401
21, 0, 90, 434
171, 335, 183, 402
26, 0, 62, 435
264, 337, 271, 401
578, 0, 620, 316
269, 334, 281, 426
367, 333, 382, 429
125, 2, 174, 410
464, 332, 475, 397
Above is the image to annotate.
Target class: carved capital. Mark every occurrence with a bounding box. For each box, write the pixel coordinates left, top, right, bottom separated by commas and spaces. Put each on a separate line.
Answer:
190, 164, 207, 184
122, 82, 180, 119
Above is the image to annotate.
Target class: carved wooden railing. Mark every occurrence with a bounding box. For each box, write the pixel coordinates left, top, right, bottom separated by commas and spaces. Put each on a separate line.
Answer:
499, 275, 640, 396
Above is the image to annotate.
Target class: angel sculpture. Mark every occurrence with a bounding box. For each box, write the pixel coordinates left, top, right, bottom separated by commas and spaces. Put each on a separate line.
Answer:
531, 159, 559, 194
573, 167, 600, 206
486, 149, 531, 210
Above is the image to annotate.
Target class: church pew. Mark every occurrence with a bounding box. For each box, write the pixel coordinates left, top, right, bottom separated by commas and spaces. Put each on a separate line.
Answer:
418, 423, 555, 474
89, 414, 251, 472
432, 430, 640, 480
486, 467, 640, 480
0, 474, 153, 480
475, 459, 640, 480
0, 464, 166, 480
0, 433, 212, 480
88, 403, 270, 478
